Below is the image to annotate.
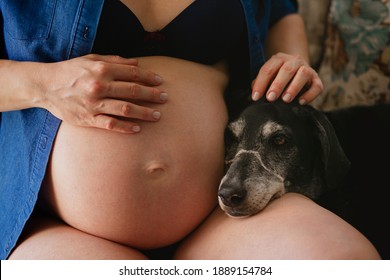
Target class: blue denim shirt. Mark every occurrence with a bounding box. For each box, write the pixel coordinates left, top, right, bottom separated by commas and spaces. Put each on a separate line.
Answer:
0, 0, 297, 259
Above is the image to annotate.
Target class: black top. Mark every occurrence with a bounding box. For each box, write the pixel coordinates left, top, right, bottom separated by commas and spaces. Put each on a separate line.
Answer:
92, 0, 246, 65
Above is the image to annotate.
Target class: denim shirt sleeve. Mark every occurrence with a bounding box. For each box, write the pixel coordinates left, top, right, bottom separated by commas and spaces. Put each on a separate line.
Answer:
270, 0, 298, 27
0, 11, 4, 58
1, 10, 3, 124
0, 0, 104, 260
238, 0, 299, 81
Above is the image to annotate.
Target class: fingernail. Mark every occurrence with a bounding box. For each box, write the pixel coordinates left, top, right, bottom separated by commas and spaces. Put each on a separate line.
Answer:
282, 93, 291, 103
132, 126, 141, 132
252, 91, 261, 101
155, 75, 163, 84
267, 91, 277, 102
152, 111, 161, 120
299, 98, 307, 105
160, 92, 168, 101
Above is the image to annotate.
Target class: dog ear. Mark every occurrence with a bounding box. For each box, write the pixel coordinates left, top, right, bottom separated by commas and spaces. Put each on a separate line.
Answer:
307, 107, 351, 190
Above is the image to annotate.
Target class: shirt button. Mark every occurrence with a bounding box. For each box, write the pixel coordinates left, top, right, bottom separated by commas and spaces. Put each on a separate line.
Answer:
40, 136, 48, 150
83, 26, 90, 39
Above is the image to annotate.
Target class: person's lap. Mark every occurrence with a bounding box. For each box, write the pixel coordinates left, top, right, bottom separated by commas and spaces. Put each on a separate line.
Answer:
8, 210, 148, 260
8, 193, 381, 260
175, 193, 381, 260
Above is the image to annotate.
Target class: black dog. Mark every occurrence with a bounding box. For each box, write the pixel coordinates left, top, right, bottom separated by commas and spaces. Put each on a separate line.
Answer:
320, 103, 390, 259
219, 100, 350, 217
220, 97, 390, 258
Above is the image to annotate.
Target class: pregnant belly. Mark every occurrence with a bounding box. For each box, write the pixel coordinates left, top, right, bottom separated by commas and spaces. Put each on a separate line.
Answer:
39, 57, 229, 249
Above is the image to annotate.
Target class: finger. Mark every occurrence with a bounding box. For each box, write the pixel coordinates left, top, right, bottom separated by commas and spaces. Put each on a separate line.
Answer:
298, 76, 324, 105
252, 57, 284, 101
108, 64, 163, 86
265, 59, 305, 102
97, 100, 162, 122
281, 67, 312, 103
93, 114, 142, 134
106, 81, 168, 104
87, 54, 139, 66
86, 54, 163, 86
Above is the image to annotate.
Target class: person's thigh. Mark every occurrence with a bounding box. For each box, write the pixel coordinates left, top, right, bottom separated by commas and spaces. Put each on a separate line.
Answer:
8, 213, 147, 260
175, 193, 380, 260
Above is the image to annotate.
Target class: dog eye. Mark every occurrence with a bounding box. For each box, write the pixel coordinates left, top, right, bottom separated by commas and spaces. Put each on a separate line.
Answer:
271, 134, 289, 146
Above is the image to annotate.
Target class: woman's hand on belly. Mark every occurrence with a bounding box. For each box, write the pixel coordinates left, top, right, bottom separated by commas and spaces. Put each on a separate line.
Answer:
39, 54, 168, 133
41, 56, 229, 249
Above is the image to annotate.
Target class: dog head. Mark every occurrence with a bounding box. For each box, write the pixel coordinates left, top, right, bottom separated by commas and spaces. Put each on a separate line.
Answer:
218, 100, 350, 217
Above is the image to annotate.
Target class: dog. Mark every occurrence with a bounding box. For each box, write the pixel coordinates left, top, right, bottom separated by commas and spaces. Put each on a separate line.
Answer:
218, 99, 350, 217
219, 96, 390, 258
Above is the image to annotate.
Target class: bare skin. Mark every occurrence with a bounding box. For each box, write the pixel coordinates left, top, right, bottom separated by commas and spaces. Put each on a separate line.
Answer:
8, 212, 148, 260
38, 56, 229, 249
9, 194, 380, 260
175, 193, 381, 260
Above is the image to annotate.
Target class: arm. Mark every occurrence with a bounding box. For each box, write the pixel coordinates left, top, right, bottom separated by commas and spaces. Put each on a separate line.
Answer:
0, 60, 47, 112
265, 14, 309, 62
0, 55, 167, 133
252, 13, 323, 105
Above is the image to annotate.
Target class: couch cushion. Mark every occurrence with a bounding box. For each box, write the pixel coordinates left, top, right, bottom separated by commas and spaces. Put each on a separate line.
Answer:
312, 0, 390, 111
298, 0, 330, 68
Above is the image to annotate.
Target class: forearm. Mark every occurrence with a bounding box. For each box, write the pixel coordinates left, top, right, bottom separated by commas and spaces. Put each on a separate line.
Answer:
265, 14, 310, 63
252, 13, 322, 104
0, 59, 47, 112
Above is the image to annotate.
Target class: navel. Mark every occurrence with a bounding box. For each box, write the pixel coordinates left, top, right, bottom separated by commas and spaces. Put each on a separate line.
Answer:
144, 160, 168, 180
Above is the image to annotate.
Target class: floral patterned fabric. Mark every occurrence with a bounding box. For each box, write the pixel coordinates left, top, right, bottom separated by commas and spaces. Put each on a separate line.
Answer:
298, 0, 330, 68
310, 0, 390, 111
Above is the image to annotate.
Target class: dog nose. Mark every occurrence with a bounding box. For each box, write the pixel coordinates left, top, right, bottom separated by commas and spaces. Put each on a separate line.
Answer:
218, 186, 247, 207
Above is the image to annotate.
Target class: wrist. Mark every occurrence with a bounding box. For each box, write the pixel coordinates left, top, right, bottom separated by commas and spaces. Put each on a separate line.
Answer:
30, 61, 54, 111
0, 60, 50, 111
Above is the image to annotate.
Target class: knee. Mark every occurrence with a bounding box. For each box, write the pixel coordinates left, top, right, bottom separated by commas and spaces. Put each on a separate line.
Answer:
175, 193, 381, 260
277, 211, 381, 260
277, 194, 381, 260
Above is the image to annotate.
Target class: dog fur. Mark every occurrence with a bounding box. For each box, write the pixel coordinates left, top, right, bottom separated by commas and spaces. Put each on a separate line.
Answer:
220, 96, 390, 258
219, 99, 350, 217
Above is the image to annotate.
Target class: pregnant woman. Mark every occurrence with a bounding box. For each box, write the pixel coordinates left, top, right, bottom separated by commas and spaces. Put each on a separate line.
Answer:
0, 0, 380, 259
